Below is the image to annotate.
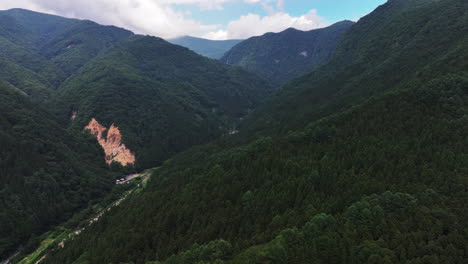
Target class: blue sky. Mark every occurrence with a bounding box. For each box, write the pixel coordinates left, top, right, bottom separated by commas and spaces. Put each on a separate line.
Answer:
0, 0, 387, 40
185, 0, 386, 28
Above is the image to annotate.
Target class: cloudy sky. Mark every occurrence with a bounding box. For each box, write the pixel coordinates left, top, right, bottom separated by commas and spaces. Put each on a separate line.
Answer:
0, 0, 386, 40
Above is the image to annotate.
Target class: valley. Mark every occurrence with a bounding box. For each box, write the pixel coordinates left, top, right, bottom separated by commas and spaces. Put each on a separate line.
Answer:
9, 171, 153, 264
0, 0, 467, 263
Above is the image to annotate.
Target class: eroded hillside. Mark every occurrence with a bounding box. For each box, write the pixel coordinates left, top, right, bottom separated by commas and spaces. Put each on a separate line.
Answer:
84, 118, 135, 166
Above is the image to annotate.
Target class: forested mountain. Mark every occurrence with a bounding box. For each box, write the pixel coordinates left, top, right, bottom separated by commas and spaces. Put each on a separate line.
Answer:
168, 36, 242, 59
0, 8, 272, 261
1, 8, 133, 76
0, 9, 132, 101
220, 21, 354, 87
240, 0, 468, 136
51, 35, 272, 169
0, 82, 113, 259
40, 0, 468, 264
0, 8, 272, 170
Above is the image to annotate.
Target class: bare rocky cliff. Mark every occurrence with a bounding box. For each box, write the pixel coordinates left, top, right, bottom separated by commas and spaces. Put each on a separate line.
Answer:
84, 118, 135, 166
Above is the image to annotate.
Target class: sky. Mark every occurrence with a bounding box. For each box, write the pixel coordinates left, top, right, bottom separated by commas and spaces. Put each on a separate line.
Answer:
0, 0, 386, 40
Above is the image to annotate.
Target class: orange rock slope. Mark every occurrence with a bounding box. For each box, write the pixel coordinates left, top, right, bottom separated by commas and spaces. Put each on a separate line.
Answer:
84, 118, 135, 166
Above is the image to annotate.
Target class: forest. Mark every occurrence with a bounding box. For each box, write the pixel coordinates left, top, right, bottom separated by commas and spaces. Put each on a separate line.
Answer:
0, 0, 467, 263
40, 0, 467, 263
0, 81, 114, 258
220, 20, 354, 87
0, 8, 270, 259
41, 72, 468, 264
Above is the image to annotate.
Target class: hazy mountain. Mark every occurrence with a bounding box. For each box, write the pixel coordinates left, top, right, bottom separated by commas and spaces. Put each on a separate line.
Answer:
41, 0, 467, 263
220, 21, 354, 86
168, 35, 243, 59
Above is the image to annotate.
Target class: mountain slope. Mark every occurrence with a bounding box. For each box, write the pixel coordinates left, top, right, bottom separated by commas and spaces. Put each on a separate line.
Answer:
241, 0, 468, 136
52, 35, 272, 169
168, 36, 242, 59
220, 21, 354, 86
41, 0, 468, 263
0, 12, 65, 99
43, 73, 468, 264
0, 8, 272, 260
0, 82, 113, 259
0, 9, 133, 80
0, 9, 272, 170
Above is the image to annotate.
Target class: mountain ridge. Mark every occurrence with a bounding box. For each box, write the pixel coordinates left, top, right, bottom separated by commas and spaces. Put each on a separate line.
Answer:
168, 35, 243, 59
220, 20, 354, 86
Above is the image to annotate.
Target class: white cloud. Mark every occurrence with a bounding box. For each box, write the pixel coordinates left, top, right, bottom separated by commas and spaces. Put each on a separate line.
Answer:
204, 9, 326, 40
203, 29, 229, 40
0, 0, 326, 40
0, 0, 222, 39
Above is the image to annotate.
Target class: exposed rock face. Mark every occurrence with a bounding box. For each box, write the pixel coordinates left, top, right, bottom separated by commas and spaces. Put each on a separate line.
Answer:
84, 118, 135, 166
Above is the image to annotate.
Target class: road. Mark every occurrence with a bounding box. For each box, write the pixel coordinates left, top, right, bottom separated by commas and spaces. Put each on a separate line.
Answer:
116, 173, 140, 184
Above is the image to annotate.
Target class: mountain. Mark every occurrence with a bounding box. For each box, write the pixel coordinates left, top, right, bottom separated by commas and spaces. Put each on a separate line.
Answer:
41, 0, 468, 264
0, 9, 133, 102
0, 81, 114, 259
220, 21, 354, 86
0, 8, 272, 170
1, 9, 133, 76
51, 35, 272, 169
168, 36, 243, 59
240, 0, 468, 136
0, 8, 272, 260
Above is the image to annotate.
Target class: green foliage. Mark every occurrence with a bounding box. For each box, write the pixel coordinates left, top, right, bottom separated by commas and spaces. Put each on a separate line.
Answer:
241, 0, 468, 136
0, 9, 132, 103
3, 1, 468, 264
0, 8, 272, 259
42, 1, 467, 261
158, 240, 233, 264
42, 73, 468, 263
220, 21, 354, 86
51, 35, 272, 169
0, 82, 114, 259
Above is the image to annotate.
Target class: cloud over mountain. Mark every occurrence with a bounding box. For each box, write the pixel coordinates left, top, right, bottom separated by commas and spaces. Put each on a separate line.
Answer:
0, 0, 325, 39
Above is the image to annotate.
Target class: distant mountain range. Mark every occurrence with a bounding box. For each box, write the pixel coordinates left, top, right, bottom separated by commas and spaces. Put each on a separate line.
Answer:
221, 21, 354, 86
168, 36, 243, 59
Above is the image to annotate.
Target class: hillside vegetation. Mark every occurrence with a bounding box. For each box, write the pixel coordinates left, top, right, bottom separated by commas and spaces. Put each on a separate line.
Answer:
52, 35, 272, 169
0, 8, 272, 170
0, 82, 113, 259
0, 8, 272, 259
220, 21, 354, 86
40, 0, 468, 263
241, 0, 468, 135
0, 9, 132, 101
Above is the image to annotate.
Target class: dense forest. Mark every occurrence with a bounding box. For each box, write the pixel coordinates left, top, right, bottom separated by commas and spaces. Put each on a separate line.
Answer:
42, 72, 468, 264
241, 0, 468, 137
0, 8, 271, 260
51, 35, 272, 169
39, 0, 467, 263
220, 21, 354, 87
0, 82, 113, 259
0, 9, 133, 101
0, 8, 271, 170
